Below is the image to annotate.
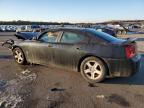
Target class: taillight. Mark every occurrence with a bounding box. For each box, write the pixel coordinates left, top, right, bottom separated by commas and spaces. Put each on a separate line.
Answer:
125, 44, 136, 59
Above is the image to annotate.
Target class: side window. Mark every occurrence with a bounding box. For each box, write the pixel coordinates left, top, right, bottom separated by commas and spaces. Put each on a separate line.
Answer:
61, 32, 85, 44
39, 33, 49, 42
39, 31, 61, 43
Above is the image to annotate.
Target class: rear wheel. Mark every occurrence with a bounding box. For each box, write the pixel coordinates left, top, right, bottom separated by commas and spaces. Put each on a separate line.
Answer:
80, 57, 107, 83
13, 47, 26, 65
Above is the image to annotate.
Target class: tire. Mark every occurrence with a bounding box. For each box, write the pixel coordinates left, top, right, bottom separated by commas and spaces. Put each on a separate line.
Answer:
80, 57, 107, 83
13, 47, 26, 65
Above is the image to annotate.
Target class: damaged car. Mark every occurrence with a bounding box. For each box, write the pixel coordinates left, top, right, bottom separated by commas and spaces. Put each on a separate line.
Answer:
15, 32, 40, 40
2, 28, 141, 83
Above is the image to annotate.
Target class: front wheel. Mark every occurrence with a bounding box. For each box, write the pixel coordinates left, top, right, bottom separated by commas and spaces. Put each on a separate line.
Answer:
13, 47, 26, 65
80, 57, 107, 83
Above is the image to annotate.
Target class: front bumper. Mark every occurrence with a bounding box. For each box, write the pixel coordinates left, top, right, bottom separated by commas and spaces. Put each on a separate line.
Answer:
105, 54, 141, 77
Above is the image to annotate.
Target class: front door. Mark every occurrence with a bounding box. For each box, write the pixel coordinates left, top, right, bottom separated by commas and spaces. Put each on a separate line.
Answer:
53, 31, 88, 70
25, 31, 62, 64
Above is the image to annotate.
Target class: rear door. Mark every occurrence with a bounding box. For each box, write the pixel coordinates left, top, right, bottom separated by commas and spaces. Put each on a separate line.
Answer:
53, 31, 89, 70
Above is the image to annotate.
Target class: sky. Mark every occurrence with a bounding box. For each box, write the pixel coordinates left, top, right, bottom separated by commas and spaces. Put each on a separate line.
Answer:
0, 0, 144, 23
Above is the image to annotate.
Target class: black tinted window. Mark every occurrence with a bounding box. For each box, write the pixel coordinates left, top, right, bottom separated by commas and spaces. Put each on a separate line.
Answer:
61, 32, 84, 43
39, 31, 61, 43
87, 29, 122, 42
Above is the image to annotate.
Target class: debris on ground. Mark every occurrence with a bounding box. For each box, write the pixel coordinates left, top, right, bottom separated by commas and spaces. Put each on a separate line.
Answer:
0, 69, 37, 108
17, 73, 37, 81
96, 95, 105, 99
0, 80, 7, 91
16, 69, 37, 81
50, 88, 65, 92
21, 69, 31, 75
88, 83, 98, 87
0, 79, 23, 108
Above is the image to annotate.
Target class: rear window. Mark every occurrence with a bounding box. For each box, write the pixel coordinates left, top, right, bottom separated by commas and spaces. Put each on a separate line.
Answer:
87, 29, 124, 42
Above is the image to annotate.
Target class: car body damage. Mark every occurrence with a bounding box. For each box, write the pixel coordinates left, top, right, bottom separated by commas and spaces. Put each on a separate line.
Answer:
15, 32, 39, 40
2, 39, 15, 49
2, 28, 141, 83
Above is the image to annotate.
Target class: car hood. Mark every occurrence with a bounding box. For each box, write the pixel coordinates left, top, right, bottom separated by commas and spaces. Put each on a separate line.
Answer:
15, 32, 40, 40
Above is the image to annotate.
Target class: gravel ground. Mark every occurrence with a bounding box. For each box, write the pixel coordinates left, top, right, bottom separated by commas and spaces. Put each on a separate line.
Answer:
0, 32, 144, 108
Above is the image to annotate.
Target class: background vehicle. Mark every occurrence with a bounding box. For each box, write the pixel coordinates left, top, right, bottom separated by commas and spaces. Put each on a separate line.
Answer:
107, 24, 127, 35
3, 28, 140, 83
15, 32, 39, 40
96, 27, 117, 37
94, 24, 128, 36
0, 27, 3, 32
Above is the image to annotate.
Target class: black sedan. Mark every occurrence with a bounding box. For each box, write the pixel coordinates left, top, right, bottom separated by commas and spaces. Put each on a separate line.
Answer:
10, 28, 141, 83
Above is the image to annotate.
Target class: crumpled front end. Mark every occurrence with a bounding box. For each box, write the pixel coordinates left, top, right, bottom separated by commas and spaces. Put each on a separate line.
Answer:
1, 39, 15, 50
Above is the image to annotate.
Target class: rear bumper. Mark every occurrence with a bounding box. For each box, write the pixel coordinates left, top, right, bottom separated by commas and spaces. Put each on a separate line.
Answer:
104, 54, 141, 77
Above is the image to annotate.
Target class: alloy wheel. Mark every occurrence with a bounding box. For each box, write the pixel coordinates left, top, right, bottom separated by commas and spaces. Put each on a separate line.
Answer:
14, 50, 24, 64
83, 60, 103, 80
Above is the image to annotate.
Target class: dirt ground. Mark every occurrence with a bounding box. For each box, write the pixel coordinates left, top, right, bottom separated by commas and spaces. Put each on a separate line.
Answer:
0, 33, 144, 108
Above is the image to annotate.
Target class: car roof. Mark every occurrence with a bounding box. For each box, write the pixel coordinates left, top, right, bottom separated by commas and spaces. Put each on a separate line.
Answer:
45, 27, 94, 33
